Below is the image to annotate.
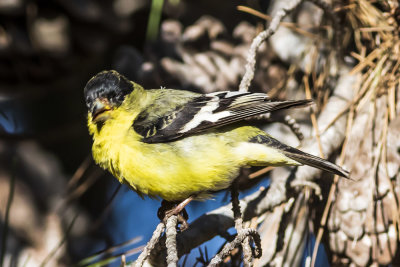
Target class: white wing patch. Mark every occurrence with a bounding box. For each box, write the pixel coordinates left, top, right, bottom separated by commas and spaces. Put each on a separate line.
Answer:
179, 92, 269, 133
179, 98, 231, 133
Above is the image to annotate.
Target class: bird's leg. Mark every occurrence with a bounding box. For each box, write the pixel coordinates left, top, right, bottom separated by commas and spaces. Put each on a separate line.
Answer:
157, 196, 194, 231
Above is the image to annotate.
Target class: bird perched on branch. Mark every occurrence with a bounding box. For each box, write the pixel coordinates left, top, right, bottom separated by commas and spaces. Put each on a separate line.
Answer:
84, 70, 349, 203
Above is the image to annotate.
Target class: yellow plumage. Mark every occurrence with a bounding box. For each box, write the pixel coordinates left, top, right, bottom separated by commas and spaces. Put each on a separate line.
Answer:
84, 70, 348, 202
89, 97, 297, 200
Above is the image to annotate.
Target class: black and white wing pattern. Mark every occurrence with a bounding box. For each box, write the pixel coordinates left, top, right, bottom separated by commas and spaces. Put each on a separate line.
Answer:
133, 90, 313, 143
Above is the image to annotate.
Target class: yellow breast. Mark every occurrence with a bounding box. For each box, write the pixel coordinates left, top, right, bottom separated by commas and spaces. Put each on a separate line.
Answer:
90, 109, 239, 201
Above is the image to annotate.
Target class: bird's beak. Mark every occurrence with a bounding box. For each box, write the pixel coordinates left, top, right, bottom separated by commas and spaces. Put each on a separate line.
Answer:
91, 98, 112, 123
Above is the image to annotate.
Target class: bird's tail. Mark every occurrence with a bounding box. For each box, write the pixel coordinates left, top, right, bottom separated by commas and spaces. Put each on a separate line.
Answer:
282, 148, 349, 178
251, 134, 349, 178
267, 100, 349, 178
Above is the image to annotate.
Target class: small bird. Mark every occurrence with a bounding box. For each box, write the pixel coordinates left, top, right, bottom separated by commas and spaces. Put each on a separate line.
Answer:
84, 70, 349, 202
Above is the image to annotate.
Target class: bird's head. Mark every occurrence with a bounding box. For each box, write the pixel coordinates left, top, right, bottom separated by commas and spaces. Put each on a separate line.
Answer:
84, 70, 134, 123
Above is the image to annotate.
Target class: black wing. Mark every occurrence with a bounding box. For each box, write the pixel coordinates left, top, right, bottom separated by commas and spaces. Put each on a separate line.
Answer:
133, 90, 313, 143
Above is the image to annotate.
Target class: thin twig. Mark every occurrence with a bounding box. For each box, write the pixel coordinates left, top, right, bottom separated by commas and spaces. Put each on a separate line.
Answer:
91, 184, 122, 232
279, 191, 309, 265
238, 0, 304, 92
237, 5, 319, 39
76, 237, 142, 266
166, 215, 179, 267
207, 229, 261, 267
203, 184, 263, 266
135, 222, 166, 267
231, 183, 253, 266
65, 168, 103, 203
67, 155, 91, 190
284, 115, 305, 141
304, 76, 324, 158
291, 180, 322, 199
248, 166, 274, 179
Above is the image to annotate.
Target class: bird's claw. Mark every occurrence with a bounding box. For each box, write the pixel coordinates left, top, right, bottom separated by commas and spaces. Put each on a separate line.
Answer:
158, 199, 192, 231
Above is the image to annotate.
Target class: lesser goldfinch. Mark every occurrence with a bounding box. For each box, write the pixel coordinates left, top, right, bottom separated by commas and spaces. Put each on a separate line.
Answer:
84, 70, 349, 201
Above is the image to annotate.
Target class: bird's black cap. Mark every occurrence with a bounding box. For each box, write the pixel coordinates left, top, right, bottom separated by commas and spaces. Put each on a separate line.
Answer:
84, 70, 133, 110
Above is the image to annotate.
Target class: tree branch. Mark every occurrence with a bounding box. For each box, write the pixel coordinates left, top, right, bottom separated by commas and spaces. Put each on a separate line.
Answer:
238, 0, 304, 92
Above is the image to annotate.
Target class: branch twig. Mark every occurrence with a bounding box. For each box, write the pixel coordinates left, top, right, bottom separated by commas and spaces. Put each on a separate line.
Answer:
238, 0, 304, 92
148, 181, 287, 265
208, 228, 261, 267
231, 183, 253, 266
166, 216, 178, 267
135, 222, 166, 267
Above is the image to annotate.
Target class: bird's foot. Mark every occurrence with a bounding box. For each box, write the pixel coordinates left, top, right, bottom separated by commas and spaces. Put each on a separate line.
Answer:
157, 197, 194, 231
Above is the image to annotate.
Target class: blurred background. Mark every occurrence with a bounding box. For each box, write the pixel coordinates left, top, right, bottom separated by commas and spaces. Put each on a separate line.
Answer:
0, 0, 399, 266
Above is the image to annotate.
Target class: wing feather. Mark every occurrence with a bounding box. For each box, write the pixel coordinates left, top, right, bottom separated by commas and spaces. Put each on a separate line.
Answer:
133, 89, 313, 143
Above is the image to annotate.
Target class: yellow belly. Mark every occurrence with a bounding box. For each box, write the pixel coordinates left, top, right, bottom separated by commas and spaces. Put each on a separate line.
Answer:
90, 111, 298, 201
93, 131, 241, 201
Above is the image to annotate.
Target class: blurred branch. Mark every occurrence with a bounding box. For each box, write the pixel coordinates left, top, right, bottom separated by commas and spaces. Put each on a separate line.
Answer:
146, 0, 164, 41
0, 158, 16, 267
91, 184, 122, 232
67, 155, 92, 191
76, 237, 142, 267
39, 213, 79, 267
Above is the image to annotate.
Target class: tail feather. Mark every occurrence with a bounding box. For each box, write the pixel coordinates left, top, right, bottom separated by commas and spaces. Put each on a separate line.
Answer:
251, 134, 349, 178
267, 100, 349, 178
282, 148, 349, 178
